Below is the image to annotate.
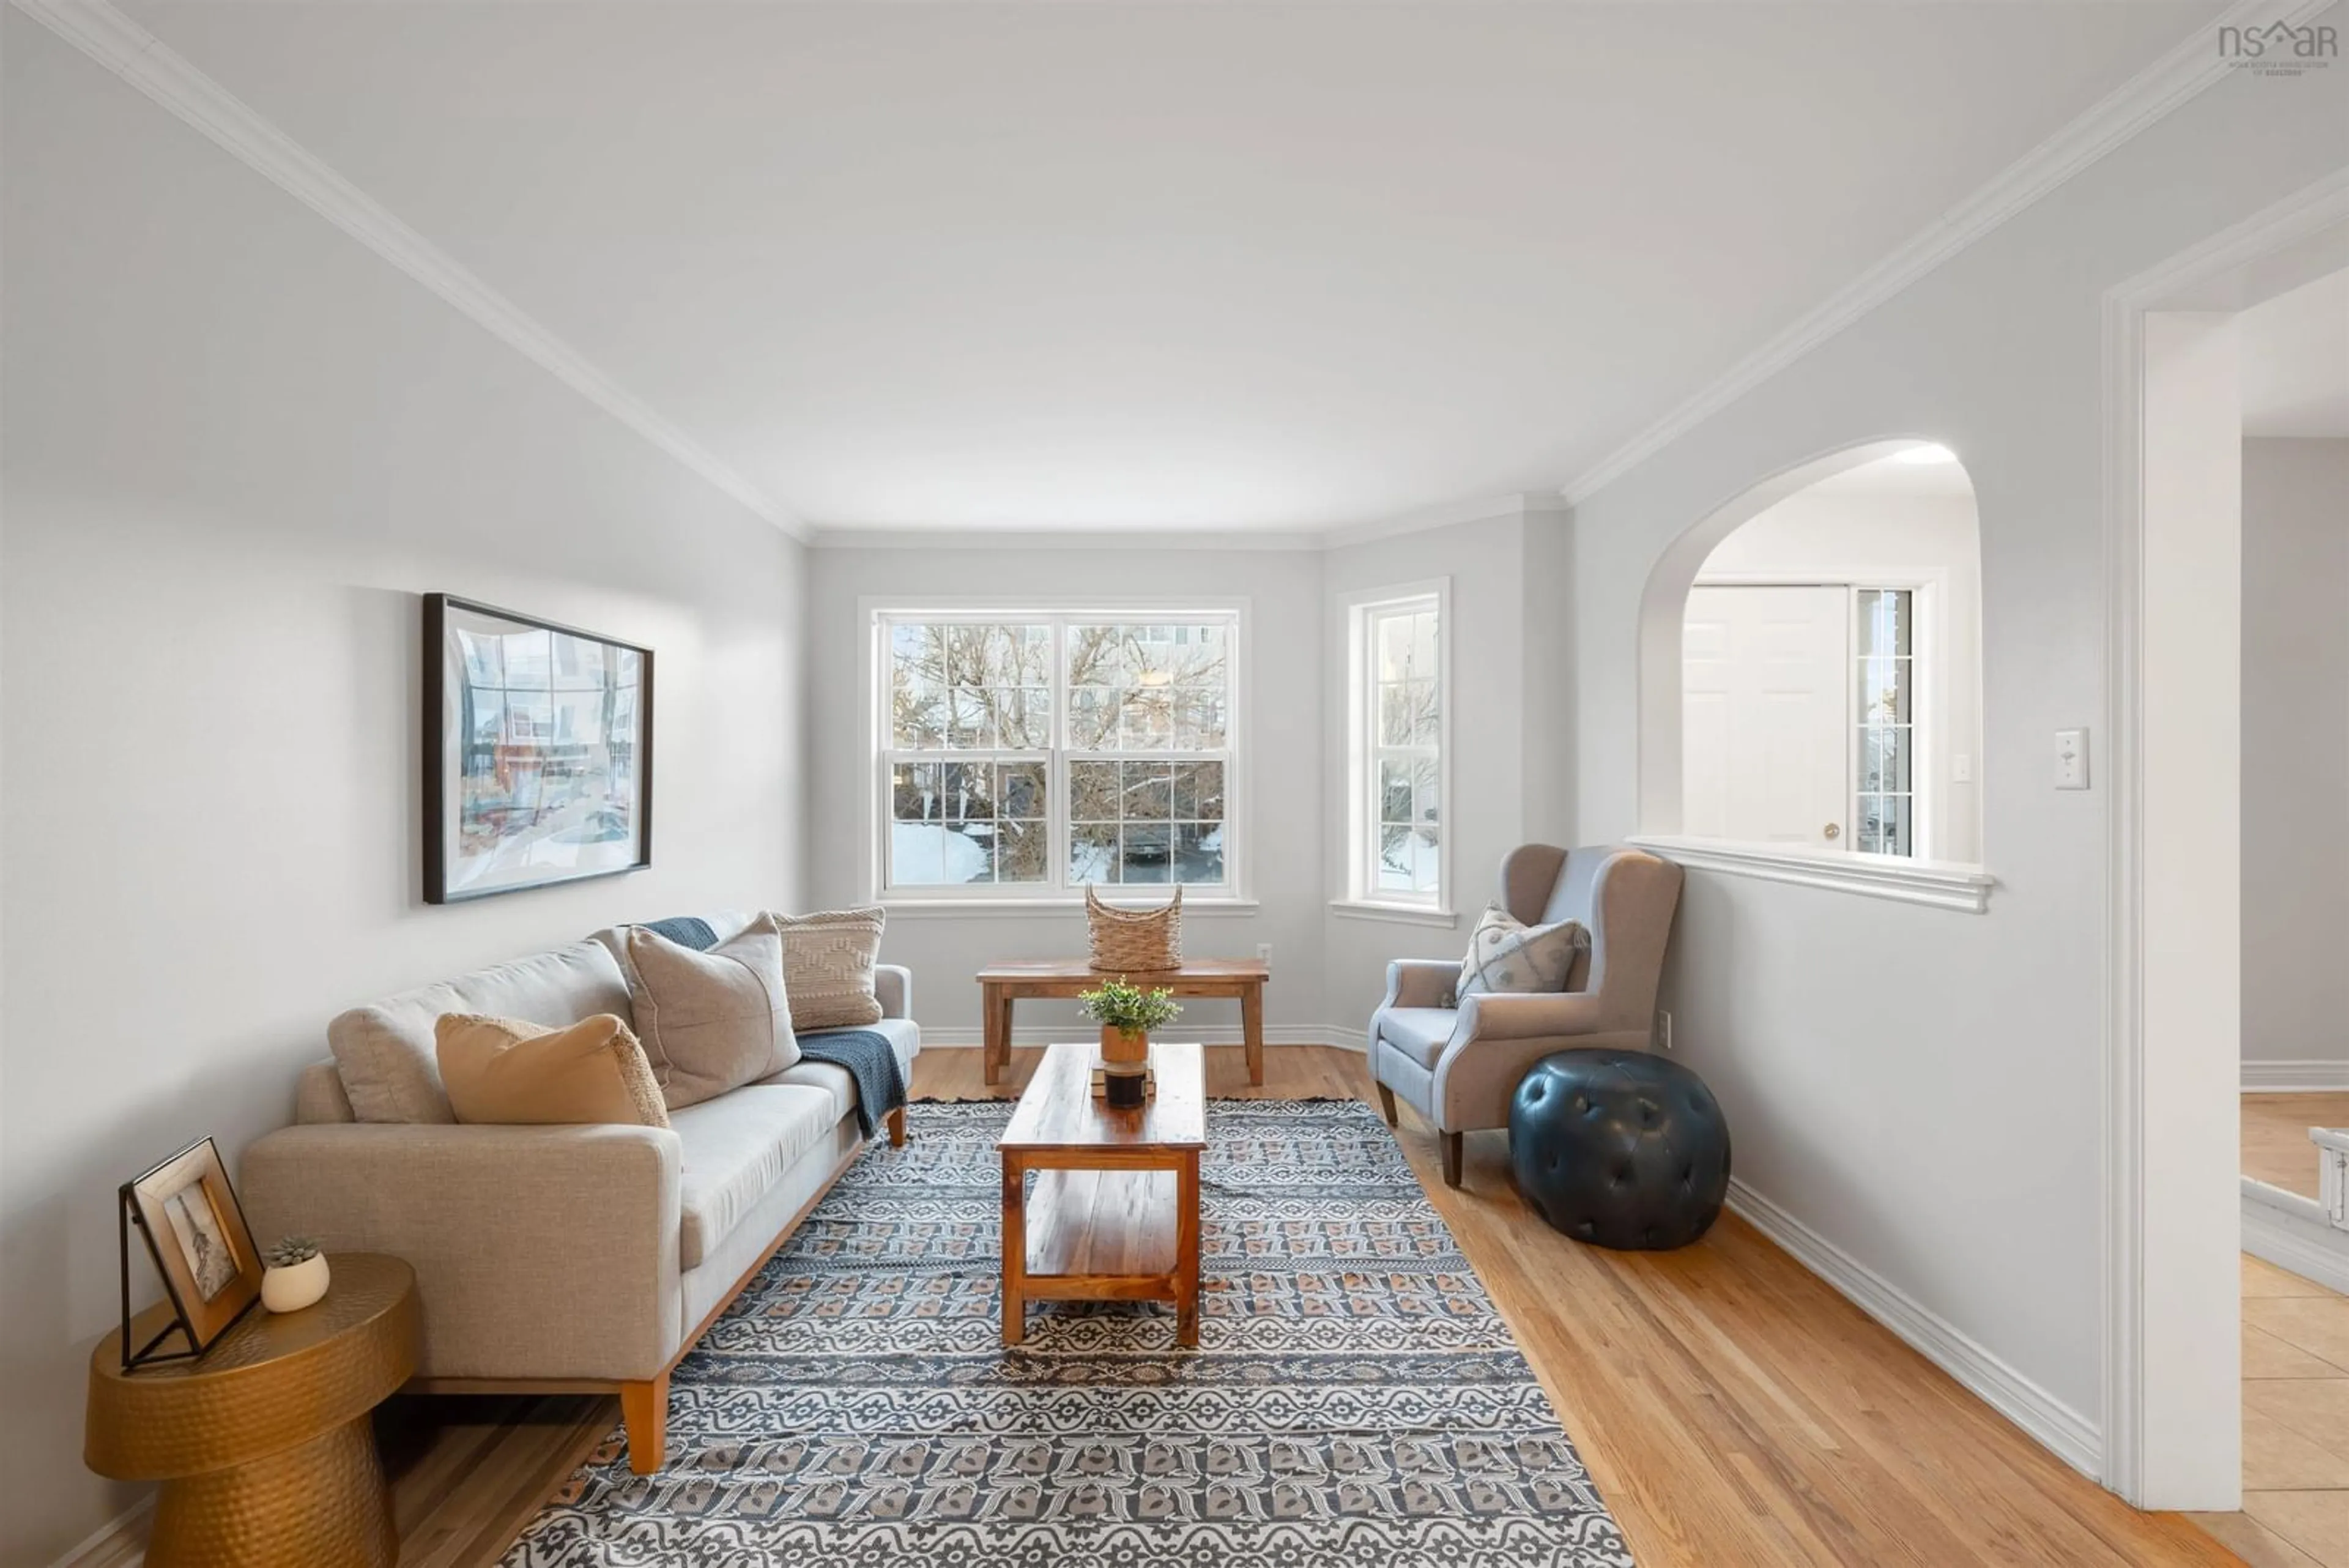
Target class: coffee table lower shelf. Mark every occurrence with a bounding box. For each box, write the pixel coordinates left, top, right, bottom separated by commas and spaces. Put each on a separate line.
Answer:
1001, 1159, 1201, 1347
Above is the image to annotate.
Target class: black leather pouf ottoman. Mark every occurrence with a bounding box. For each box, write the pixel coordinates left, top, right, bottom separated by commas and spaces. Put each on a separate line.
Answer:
1509, 1049, 1730, 1250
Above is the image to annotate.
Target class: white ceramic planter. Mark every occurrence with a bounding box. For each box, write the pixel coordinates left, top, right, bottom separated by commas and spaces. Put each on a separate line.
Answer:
261, 1252, 330, 1313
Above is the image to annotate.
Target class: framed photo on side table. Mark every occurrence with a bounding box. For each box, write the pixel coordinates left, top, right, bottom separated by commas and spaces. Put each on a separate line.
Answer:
120, 1137, 262, 1370
423, 593, 654, 903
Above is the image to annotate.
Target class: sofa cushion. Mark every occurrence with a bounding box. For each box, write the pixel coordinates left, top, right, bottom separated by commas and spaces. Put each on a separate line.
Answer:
622, 916, 800, 1111
328, 940, 633, 1124
670, 1084, 838, 1269
1375, 1007, 1461, 1071
770, 907, 888, 1030
435, 1013, 670, 1129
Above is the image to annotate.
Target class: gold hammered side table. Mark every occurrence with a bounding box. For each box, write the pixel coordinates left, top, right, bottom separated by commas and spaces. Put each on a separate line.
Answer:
86, 1252, 420, 1568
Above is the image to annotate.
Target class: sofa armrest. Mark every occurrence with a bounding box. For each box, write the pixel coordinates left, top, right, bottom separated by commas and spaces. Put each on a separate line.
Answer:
1453, 989, 1609, 1042
1381, 959, 1458, 1012
239, 1121, 683, 1381
874, 963, 913, 1021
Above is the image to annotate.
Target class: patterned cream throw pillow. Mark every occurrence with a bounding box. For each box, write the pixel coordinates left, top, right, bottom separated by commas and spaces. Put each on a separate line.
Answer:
770, 907, 888, 1030
1456, 904, 1589, 1002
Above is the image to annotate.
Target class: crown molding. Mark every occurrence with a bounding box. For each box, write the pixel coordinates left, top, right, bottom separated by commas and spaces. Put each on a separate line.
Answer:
808, 526, 1326, 552
12, 0, 810, 541
1556, 0, 2336, 509
1319, 491, 1566, 551
810, 490, 1568, 552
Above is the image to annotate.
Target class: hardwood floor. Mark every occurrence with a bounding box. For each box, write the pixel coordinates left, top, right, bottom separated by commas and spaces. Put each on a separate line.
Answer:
163, 1044, 2249, 1567
2245, 1094, 2349, 1200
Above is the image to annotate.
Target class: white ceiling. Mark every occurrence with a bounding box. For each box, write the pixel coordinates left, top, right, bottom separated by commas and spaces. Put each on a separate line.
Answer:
2241, 269, 2349, 438
119, 2, 2222, 534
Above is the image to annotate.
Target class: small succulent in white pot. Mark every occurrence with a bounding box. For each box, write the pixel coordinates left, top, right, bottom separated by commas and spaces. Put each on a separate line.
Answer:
261, 1235, 330, 1313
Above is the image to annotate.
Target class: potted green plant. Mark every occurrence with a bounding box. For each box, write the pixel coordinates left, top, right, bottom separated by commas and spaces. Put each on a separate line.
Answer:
1078, 977, 1182, 1107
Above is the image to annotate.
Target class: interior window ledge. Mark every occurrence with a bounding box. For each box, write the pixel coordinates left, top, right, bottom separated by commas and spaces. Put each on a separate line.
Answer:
881, 896, 1261, 918
1627, 834, 1994, 915
1328, 899, 1460, 929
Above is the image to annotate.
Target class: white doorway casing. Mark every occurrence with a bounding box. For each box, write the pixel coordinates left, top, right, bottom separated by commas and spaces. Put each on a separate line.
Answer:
2102, 171, 2349, 1510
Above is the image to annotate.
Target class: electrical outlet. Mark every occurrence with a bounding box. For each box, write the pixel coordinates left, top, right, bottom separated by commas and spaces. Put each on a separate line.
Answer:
1256, 943, 1272, 965
1657, 1010, 1673, 1051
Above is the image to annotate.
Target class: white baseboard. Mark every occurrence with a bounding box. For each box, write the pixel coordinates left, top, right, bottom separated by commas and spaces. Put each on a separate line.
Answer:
2242, 1060, 2349, 1092
2242, 1178, 2349, 1294
50, 1496, 148, 1568
1725, 1176, 2102, 1479
921, 1025, 1363, 1051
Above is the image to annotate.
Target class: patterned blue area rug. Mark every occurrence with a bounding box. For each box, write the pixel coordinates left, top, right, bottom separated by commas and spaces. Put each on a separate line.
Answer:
505, 1098, 1634, 1567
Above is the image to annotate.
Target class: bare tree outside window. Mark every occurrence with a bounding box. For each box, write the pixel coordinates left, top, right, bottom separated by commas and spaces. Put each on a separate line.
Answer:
1365, 602, 1441, 898
881, 614, 1235, 894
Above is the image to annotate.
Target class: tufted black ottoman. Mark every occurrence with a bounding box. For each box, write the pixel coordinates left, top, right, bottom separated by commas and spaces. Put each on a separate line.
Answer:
1509, 1048, 1730, 1250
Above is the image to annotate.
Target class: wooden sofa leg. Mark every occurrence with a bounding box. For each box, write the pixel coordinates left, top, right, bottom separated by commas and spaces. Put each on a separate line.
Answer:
886, 1104, 908, 1148
1375, 1083, 1399, 1128
1441, 1132, 1463, 1189
621, 1374, 669, 1474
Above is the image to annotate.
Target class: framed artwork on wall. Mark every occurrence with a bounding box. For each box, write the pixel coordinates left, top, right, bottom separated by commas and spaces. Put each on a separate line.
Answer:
119, 1137, 262, 1368
423, 593, 654, 903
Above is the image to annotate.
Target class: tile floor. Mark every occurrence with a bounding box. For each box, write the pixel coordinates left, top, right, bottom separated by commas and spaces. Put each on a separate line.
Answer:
2194, 1256, 2349, 1566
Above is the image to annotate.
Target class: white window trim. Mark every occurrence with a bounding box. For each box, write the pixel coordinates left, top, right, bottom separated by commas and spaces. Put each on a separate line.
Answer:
860, 596, 1249, 908
1330, 579, 1455, 925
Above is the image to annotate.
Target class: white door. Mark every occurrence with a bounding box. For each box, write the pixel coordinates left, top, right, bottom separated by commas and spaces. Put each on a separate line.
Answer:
1682, 585, 1849, 850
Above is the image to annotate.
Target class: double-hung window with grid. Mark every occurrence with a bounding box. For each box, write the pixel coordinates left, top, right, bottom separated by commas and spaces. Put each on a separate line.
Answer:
877, 610, 1238, 899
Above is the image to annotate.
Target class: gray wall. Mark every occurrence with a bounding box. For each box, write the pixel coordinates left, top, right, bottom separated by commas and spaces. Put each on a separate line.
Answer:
1, 24, 809, 1565
1563, 70, 2346, 1435
2241, 437, 2349, 1072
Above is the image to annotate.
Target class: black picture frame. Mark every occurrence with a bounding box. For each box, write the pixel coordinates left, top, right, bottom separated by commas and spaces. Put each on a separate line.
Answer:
120, 1137, 262, 1372
423, 593, 655, 904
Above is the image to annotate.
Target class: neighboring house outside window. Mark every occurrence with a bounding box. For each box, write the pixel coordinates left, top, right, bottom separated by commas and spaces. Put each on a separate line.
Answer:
1337, 581, 1450, 916
874, 609, 1239, 900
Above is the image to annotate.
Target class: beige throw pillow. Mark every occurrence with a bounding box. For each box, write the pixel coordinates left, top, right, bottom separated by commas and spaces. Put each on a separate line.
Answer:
1457, 904, 1589, 1001
768, 907, 887, 1031
622, 915, 799, 1109
434, 1013, 670, 1128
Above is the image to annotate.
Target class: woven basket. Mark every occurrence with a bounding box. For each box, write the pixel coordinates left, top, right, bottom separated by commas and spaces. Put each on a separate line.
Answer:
1086, 884, 1183, 972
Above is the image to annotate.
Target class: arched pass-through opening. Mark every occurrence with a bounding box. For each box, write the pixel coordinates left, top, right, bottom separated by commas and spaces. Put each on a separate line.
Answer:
1636, 437, 1986, 880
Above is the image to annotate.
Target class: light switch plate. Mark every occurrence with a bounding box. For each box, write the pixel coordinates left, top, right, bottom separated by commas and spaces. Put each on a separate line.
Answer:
2055, 728, 2090, 790
1953, 753, 1973, 783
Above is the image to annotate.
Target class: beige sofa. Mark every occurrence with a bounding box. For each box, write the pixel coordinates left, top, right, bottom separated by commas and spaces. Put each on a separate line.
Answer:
239, 909, 917, 1474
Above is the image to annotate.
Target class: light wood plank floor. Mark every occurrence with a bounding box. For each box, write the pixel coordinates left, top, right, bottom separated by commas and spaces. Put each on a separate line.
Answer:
2246, 1094, 2349, 1200
141, 1044, 2253, 1567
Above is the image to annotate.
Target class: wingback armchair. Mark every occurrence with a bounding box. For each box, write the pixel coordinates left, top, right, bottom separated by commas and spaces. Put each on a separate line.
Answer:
1370, 844, 1684, 1186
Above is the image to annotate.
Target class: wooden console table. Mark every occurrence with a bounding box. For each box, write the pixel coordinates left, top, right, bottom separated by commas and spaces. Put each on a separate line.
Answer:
976, 957, 1269, 1085
998, 1041, 1206, 1348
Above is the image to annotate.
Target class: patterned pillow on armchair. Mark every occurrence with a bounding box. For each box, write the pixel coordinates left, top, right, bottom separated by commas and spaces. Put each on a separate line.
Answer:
1454, 904, 1589, 1002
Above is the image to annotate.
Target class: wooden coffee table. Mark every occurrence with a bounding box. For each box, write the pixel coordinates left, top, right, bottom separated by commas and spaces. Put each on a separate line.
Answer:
976, 958, 1268, 1085
997, 1040, 1207, 1348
